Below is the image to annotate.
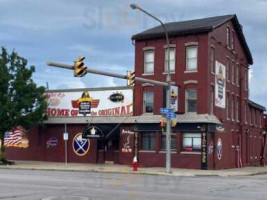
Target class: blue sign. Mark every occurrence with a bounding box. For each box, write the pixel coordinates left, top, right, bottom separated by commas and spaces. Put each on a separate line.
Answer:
166, 113, 176, 119
73, 133, 90, 156
160, 108, 173, 114
47, 137, 58, 148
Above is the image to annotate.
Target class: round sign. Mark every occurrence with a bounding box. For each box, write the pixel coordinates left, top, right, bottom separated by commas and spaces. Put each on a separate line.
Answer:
217, 138, 222, 160
72, 133, 90, 156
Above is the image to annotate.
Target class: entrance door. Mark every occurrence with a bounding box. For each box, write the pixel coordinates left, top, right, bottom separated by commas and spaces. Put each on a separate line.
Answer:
105, 139, 119, 163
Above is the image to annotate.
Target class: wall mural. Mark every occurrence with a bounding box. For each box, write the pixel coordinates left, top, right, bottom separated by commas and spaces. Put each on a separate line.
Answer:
72, 133, 90, 156
1, 126, 29, 148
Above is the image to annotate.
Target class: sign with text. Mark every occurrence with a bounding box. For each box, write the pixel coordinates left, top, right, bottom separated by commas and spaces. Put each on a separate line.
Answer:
215, 61, 226, 108
45, 89, 133, 117
170, 85, 178, 112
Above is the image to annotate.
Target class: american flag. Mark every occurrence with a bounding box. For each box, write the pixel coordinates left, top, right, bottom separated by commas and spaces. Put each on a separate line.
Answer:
4, 129, 22, 146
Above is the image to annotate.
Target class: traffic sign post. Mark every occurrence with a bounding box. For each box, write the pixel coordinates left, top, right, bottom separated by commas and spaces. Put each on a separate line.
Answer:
64, 124, 68, 166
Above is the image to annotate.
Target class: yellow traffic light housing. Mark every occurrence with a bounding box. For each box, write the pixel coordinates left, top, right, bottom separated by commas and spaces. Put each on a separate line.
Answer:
74, 56, 87, 77
128, 71, 135, 87
171, 119, 178, 127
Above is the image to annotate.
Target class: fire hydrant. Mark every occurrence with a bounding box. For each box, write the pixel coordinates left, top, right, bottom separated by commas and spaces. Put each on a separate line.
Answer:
132, 156, 138, 171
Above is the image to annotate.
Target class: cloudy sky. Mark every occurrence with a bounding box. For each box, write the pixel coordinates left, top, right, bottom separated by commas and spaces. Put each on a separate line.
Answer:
0, 0, 266, 107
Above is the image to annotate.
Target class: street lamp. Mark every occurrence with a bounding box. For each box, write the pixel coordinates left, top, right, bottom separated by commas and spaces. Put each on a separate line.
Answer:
130, 4, 172, 173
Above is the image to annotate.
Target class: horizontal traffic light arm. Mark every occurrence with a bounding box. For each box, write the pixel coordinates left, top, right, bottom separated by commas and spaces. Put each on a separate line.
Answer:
47, 61, 176, 87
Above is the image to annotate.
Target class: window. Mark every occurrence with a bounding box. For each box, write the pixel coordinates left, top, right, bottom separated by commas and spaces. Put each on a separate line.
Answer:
161, 134, 177, 150
141, 132, 156, 150
143, 92, 154, 113
231, 96, 234, 121
226, 27, 230, 48
236, 64, 239, 86
245, 69, 248, 90
245, 102, 247, 124
164, 48, 175, 72
182, 133, 201, 151
210, 47, 215, 73
185, 90, 197, 113
227, 95, 230, 119
186, 46, 198, 70
236, 97, 239, 122
231, 31, 235, 50
210, 86, 214, 114
232, 61, 235, 84
226, 58, 230, 81
144, 51, 154, 74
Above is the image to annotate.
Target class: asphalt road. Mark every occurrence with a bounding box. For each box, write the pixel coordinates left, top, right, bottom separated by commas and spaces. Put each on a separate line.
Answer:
0, 169, 267, 200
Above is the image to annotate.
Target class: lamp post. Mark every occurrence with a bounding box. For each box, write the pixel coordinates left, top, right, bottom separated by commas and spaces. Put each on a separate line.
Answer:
130, 4, 172, 173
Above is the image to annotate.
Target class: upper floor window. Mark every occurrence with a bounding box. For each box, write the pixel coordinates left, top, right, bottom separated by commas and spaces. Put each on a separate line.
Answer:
210, 47, 215, 74
231, 31, 235, 50
143, 91, 153, 113
236, 64, 239, 86
231, 95, 235, 121
226, 58, 230, 82
182, 133, 201, 151
231, 61, 235, 84
144, 51, 154, 74
185, 89, 197, 113
210, 86, 214, 114
186, 46, 198, 71
141, 132, 156, 150
226, 95, 230, 119
164, 48, 175, 72
245, 69, 248, 90
244, 101, 247, 124
226, 27, 230, 48
236, 97, 239, 122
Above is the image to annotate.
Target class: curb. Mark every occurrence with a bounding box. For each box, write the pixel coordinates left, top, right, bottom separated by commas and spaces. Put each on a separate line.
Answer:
1, 164, 267, 177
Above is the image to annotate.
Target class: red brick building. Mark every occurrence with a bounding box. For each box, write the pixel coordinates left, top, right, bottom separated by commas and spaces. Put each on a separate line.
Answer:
6, 15, 267, 169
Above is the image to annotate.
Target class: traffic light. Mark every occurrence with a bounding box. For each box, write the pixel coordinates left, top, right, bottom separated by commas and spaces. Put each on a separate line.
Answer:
74, 56, 87, 77
128, 71, 135, 87
171, 120, 178, 127
159, 120, 166, 128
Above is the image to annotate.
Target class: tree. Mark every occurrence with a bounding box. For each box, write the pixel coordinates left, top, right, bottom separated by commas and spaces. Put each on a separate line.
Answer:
0, 47, 47, 164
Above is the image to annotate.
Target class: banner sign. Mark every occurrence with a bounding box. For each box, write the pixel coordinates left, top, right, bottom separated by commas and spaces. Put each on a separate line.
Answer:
215, 61, 226, 108
170, 85, 178, 112
201, 132, 208, 170
45, 89, 133, 117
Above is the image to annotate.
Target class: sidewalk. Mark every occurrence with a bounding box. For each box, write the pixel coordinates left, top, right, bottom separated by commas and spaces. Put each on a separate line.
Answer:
1, 160, 267, 177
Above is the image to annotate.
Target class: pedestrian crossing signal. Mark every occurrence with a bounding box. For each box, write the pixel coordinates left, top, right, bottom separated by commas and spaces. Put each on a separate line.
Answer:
128, 71, 135, 87
74, 56, 87, 77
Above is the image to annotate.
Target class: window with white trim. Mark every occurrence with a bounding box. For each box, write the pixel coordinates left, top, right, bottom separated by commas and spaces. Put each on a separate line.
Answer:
231, 30, 235, 50
164, 48, 175, 72
211, 86, 214, 114
211, 47, 215, 73
236, 97, 239, 122
182, 133, 201, 151
227, 27, 230, 48
236, 64, 239, 86
231, 61, 235, 84
144, 51, 154, 74
186, 46, 198, 71
231, 96, 234, 121
227, 95, 230, 119
143, 91, 153, 113
226, 58, 230, 81
185, 89, 197, 113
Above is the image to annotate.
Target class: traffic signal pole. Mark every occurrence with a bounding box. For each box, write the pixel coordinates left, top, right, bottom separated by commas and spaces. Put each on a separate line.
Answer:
47, 61, 173, 87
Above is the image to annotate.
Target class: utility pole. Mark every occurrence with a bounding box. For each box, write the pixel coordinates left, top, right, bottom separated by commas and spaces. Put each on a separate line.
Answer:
130, 4, 172, 173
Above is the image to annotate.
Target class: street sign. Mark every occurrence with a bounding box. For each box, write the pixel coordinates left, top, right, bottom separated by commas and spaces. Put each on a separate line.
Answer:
166, 113, 176, 119
160, 108, 173, 114
63, 132, 69, 140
